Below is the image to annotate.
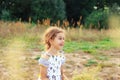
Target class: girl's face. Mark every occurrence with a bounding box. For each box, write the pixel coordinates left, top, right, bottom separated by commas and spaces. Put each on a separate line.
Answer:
50, 32, 65, 50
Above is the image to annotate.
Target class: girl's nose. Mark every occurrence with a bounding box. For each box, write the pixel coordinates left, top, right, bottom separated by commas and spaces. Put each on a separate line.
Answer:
62, 40, 64, 44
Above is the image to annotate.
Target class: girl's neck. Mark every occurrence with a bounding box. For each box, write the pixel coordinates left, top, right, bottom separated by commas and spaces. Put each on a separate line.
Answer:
47, 47, 59, 55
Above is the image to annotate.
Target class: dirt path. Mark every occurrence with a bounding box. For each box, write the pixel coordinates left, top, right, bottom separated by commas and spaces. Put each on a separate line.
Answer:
0, 39, 120, 80
63, 50, 120, 80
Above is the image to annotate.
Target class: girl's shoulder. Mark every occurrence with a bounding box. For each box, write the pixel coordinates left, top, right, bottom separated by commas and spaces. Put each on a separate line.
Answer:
38, 51, 50, 67
40, 51, 50, 60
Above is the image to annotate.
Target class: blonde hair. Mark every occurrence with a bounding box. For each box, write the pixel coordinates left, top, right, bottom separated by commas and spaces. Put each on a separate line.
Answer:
43, 27, 65, 50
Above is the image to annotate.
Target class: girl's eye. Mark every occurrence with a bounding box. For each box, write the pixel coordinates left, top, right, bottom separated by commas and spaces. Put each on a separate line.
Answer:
59, 37, 64, 40
59, 38, 62, 40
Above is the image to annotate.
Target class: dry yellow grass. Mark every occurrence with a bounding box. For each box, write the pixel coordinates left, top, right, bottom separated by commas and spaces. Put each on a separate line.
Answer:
1, 38, 27, 80
72, 66, 101, 80
0, 20, 109, 42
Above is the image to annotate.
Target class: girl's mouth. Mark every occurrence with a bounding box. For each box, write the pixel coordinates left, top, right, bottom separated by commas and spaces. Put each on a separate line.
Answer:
59, 44, 64, 46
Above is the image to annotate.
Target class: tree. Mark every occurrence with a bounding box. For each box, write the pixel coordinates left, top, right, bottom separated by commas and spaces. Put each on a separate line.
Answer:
85, 9, 109, 29
0, 9, 11, 21
0, 0, 13, 20
63, 0, 97, 26
106, 0, 120, 7
0, 0, 120, 24
31, 0, 66, 23
0, 0, 32, 21
11, 0, 32, 21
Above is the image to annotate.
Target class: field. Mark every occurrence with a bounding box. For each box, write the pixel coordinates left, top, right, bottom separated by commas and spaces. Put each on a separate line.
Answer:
0, 21, 120, 80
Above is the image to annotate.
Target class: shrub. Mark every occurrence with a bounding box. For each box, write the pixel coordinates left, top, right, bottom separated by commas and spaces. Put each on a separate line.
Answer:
85, 9, 109, 29
0, 9, 11, 21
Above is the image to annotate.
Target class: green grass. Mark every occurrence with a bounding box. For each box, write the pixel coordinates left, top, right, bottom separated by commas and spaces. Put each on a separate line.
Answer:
18, 34, 44, 51
95, 55, 109, 60
0, 35, 119, 54
0, 37, 11, 47
84, 59, 98, 67
63, 37, 118, 53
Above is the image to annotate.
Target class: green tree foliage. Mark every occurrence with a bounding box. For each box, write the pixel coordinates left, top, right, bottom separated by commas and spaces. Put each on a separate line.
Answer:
0, 9, 11, 21
0, 0, 66, 22
0, 0, 13, 20
85, 3, 120, 29
0, 0, 32, 21
94, 0, 120, 10
31, 0, 66, 23
109, 3, 120, 15
0, 0, 120, 27
63, 0, 120, 26
106, 0, 120, 7
85, 9, 109, 29
11, 0, 32, 21
64, 0, 97, 25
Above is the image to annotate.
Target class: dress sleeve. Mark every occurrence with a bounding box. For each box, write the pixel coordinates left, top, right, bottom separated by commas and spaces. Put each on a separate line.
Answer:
38, 58, 49, 67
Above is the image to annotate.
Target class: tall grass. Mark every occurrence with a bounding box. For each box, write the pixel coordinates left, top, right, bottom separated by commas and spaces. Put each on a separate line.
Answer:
72, 65, 101, 80
1, 38, 27, 80
0, 18, 120, 51
0, 20, 109, 41
108, 15, 120, 46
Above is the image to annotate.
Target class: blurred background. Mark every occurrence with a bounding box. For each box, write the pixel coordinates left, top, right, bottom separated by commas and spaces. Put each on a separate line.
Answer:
0, 0, 120, 80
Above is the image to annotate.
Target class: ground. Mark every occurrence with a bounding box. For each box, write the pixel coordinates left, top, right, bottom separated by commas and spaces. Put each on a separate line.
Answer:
0, 39, 120, 80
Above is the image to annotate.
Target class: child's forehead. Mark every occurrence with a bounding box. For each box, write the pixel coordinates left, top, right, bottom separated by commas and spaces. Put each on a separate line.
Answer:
56, 32, 65, 37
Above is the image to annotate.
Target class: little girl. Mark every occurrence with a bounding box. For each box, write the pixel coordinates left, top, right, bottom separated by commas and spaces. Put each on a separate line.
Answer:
38, 27, 66, 80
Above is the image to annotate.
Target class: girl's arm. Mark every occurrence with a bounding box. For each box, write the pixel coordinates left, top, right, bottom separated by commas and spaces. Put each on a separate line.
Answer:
61, 66, 64, 80
40, 65, 49, 80
61, 66, 69, 80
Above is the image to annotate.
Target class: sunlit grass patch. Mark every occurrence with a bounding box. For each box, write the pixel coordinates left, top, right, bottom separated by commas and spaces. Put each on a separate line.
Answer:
100, 62, 115, 68
72, 66, 101, 80
2, 38, 28, 80
0, 37, 9, 47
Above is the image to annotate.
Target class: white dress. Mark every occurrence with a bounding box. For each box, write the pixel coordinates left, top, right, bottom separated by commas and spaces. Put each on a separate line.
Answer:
38, 51, 65, 80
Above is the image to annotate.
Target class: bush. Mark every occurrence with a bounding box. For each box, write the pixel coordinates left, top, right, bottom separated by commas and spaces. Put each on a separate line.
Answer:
0, 9, 11, 21
110, 3, 120, 15
85, 9, 109, 29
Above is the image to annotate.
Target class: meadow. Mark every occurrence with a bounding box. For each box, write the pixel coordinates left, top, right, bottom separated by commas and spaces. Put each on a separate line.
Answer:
0, 20, 120, 80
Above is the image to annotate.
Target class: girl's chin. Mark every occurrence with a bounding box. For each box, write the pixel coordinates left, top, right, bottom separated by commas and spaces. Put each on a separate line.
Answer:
59, 47, 63, 50
57, 47, 63, 50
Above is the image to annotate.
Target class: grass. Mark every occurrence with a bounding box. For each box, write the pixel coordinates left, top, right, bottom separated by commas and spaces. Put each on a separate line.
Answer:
100, 62, 115, 68
0, 21, 119, 54
0, 37, 8, 47
72, 65, 101, 80
84, 59, 98, 67
63, 37, 118, 53
0, 22, 119, 57
0, 20, 120, 80
22, 36, 118, 54
0, 37, 14, 48
94, 55, 109, 61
